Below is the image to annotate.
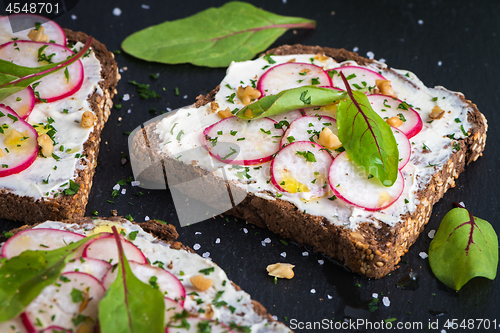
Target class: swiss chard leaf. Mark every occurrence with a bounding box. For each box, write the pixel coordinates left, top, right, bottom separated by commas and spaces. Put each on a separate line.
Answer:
236, 86, 346, 120
121, 1, 315, 67
98, 227, 164, 333
429, 204, 498, 291
336, 73, 399, 186
0, 234, 99, 322
0, 37, 92, 100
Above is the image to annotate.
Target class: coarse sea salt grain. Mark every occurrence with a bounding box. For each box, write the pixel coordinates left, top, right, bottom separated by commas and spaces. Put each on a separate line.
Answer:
144, 216, 150, 221
280, 252, 286, 258
428, 230, 436, 239
122, 94, 130, 101
264, 238, 271, 243
215, 238, 220, 244
382, 296, 390, 307
131, 181, 140, 187
418, 19, 424, 25
353, 46, 359, 52
141, 4, 150, 9
113, 184, 120, 191
302, 251, 309, 256
121, 189, 126, 195
327, 295, 332, 299
372, 293, 378, 299
243, 228, 248, 234
318, 260, 324, 265
272, 315, 278, 321
195, 232, 201, 235
113, 7, 122, 16
127, 109, 132, 114
366, 51, 375, 59
183, 95, 188, 99
438, 61, 443, 66
71, 15, 77, 20
193, 244, 201, 251
310, 289, 316, 294
419, 252, 429, 259
202, 252, 210, 258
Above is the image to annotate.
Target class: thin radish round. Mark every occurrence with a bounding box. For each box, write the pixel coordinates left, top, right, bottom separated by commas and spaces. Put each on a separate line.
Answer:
1, 227, 84, 259
63, 257, 112, 282
39, 326, 72, 333
0, 14, 66, 45
267, 109, 303, 126
392, 126, 411, 170
328, 152, 404, 211
0, 104, 38, 178
203, 117, 283, 165
83, 234, 147, 265
0, 316, 27, 333
164, 298, 184, 325
329, 66, 386, 93
280, 115, 337, 148
257, 62, 332, 97
367, 94, 423, 138
102, 261, 186, 305
0, 41, 83, 103
271, 141, 333, 198
0, 86, 35, 119
166, 317, 234, 333
22, 272, 105, 332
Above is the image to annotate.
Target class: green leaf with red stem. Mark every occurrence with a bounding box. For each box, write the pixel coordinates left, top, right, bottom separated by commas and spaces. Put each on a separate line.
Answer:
0, 37, 92, 100
98, 226, 164, 333
429, 203, 498, 291
336, 72, 399, 186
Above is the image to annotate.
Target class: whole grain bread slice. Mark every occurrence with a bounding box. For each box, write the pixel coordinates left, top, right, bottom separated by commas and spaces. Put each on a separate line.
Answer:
0, 29, 119, 224
131, 45, 487, 279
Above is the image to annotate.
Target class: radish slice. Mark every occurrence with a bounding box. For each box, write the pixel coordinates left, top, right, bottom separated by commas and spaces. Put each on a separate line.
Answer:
166, 317, 234, 333
280, 115, 337, 148
267, 109, 303, 126
203, 117, 283, 165
22, 272, 105, 332
301, 87, 343, 118
271, 141, 333, 198
0, 86, 35, 120
83, 235, 147, 265
257, 62, 332, 97
367, 94, 423, 138
0, 14, 66, 45
0, 104, 38, 178
392, 127, 411, 170
0, 41, 83, 103
0, 316, 27, 333
329, 66, 386, 94
164, 298, 184, 325
328, 152, 404, 211
102, 261, 186, 304
39, 326, 72, 333
1, 227, 85, 259
63, 257, 112, 282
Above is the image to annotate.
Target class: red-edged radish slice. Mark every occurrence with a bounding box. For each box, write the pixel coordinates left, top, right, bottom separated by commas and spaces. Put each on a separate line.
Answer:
203, 117, 283, 165
271, 141, 333, 198
280, 116, 337, 148
267, 109, 303, 126
39, 326, 72, 333
328, 152, 404, 211
63, 257, 112, 282
22, 272, 105, 332
257, 62, 332, 97
0, 41, 83, 103
0, 105, 38, 178
166, 317, 234, 333
329, 66, 386, 94
367, 94, 423, 138
392, 127, 411, 170
83, 234, 147, 265
0, 86, 35, 120
164, 298, 184, 325
0, 14, 66, 45
0, 316, 27, 333
102, 261, 186, 305
1, 227, 84, 259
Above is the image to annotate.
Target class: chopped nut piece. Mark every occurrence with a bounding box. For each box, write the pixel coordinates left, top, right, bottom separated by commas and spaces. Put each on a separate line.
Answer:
318, 127, 342, 149
37, 133, 54, 157
0, 148, 4, 158
217, 108, 233, 119
81, 111, 95, 128
190, 274, 213, 291
299, 68, 311, 75
429, 105, 445, 120
27, 26, 50, 42
237, 86, 261, 105
386, 116, 403, 128
210, 101, 219, 113
266, 263, 295, 279
375, 79, 397, 98
287, 58, 296, 63
314, 53, 329, 62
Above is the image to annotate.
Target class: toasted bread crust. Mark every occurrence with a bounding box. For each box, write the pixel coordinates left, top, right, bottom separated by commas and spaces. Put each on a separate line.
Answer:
0, 29, 119, 223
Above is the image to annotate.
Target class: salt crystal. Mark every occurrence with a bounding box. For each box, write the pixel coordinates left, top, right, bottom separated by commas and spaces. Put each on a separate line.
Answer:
243, 228, 248, 234
353, 46, 359, 52
419, 252, 429, 259
113, 7, 122, 16
183, 95, 188, 99
318, 260, 324, 265
438, 61, 443, 66
418, 19, 424, 25
167, 107, 172, 112
141, 4, 150, 9
195, 232, 201, 235
71, 15, 77, 20
122, 94, 130, 101
202, 252, 210, 258
272, 315, 278, 320
428, 230, 436, 239
310, 289, 316, 294
366, 51, 375, 59
264, 238, 271, 243
215, 238, 220, 244
121, 189, 126, 195
261, 241, 266, 246
372, 293, 378, 299
280, 252, 286, 258
127, 109, 132, 114
131, 181, 140, 187
302, 251, 309, 256
144, 216, 150, 221
327, 295, 332, 299
379, 58, 386, 63
193, 244, 201, 250
382, 296, 390, 307
113, 184, 120, 191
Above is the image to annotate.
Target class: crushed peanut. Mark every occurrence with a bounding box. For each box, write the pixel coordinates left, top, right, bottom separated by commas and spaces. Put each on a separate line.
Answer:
236, 86, 261, 105
315, 53, 329, 62
287, 58, 296, 63
37, 133, 54, 157
318, 127, 342, 149
266, 263, 295, 279
190, 274, 213, 291
81, 111, 95, 128
386, 116, 403, 128
375, 79, 397, 98
429, 105, 445, 120
210, 101, 220, 113
217, 108, 233, 119
27, 26, 50, 42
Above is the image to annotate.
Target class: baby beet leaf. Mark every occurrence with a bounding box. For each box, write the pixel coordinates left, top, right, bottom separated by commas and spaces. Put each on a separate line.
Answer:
0, 234, 99, 322
429, 204, 498, 291
121, 1, 315, 67
336, 72, 399, 186
98, 227, 164, 333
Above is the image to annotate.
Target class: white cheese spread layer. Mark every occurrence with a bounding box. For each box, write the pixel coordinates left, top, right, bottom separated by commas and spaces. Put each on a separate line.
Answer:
155, 54, 473, 229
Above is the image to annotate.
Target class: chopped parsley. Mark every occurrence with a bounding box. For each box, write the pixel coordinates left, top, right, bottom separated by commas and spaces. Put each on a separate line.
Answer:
295, 150, 316, 162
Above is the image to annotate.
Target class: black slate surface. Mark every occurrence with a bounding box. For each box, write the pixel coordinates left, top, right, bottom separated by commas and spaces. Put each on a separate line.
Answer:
1, 1, 499, 332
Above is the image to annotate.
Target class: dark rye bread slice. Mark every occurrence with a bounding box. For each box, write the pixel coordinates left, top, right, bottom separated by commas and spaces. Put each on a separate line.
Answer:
131, 45, 487, 279
0, 217, 282, 329
0, 29, 119, 224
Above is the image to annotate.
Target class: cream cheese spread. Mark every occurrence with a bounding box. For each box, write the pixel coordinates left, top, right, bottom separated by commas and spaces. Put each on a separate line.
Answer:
155, 54, 474, 229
